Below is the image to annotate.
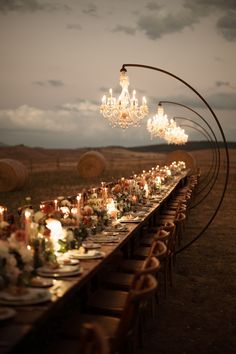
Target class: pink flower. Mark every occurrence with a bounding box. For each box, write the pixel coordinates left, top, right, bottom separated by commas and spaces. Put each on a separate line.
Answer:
83, 206, 93, 216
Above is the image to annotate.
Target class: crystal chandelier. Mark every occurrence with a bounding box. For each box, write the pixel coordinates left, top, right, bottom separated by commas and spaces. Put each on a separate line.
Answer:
164, 119, 188, 145
100, 68, 148, 129
147, 104, 188, 145
147, 103, 169, 139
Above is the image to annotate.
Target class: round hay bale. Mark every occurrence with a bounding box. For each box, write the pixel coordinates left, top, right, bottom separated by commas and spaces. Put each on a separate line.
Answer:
77, 151, 107, 178
165, 150, 197, 174
0, 159, 29, 192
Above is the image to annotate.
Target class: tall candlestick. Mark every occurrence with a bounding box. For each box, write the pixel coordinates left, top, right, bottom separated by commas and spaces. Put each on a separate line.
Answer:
104, 187, 108, 204
0, 206, 5, 223
54, 199, 58, 211
76, 193, 82, 225
24, 209, 31, 244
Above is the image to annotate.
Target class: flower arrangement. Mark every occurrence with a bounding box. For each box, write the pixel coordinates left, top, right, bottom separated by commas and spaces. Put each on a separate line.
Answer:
0, 231, 33, 289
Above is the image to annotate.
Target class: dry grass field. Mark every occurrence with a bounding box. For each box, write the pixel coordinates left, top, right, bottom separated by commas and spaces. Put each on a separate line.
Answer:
0, 145, 167, 215
0, 145, 235, 353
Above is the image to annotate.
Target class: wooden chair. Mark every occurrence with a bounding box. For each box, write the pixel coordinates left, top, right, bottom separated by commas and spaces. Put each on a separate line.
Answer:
41, 322, 109, 354
118, 239, 167, 274
102, 256, 160, 291
59, 274, 158, 354
78, 322, 109, 354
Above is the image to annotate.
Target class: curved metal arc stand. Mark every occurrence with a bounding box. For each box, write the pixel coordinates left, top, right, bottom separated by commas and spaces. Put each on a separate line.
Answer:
159, 101, 220, 204
121, 63, 229, 254
174, 116, 217, 200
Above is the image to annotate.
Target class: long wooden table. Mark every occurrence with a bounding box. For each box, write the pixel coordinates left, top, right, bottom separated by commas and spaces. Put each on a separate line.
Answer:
0, 173, 187, 354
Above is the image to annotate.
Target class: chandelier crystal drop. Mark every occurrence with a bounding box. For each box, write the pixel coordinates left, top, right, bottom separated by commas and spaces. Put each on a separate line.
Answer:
100, 69, 148, 129
147, 103, 169, 139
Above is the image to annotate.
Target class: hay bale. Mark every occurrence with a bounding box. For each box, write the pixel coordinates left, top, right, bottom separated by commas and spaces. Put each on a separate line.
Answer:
0, 159, 29, 192
77, 151, 107, 178
165, 150, 197, 174
0, 159, 28, 192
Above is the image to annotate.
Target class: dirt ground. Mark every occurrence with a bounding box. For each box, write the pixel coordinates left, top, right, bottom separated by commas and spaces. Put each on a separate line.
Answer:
138, 150, 236, 354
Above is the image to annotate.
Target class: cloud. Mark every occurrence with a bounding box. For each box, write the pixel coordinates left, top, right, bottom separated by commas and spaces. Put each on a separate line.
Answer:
137, 11, 196, 40
60, 101, 98, 113
136, 0, 236, 41
113, 25, 136, 36
33, 80, 64, 88
0, 0, 70, 13
183, 0, 236, 41
216, 11, 236, 41
146, 2, 162, 11
82, 3, 98, 17
183, 0, 236, 14
0, 100, 100, 133
0, 105, 78, 132
215, 81, 230, 87
157, 91, 236, 110
0, 101, 155, 148
66, 23, 82, 31
207, 92, 236, 110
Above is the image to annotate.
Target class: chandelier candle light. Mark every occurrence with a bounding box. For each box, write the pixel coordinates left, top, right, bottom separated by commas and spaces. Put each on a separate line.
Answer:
100, 68, 148, 129
147, 103, 188, 145
164, 119, 188, 145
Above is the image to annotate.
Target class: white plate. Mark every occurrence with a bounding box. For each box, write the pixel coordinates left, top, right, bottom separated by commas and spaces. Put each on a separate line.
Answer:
29, 276, 54, 288
68, 250, 105, 260
38, 265, 79, 274
37, 266, 83, 278
0, 288, 51, 306
82, 241, 101, 249
57, 257, 80, 266
119, 216, 142, 223
105, 225, 128, 232
0, 307, 16, 320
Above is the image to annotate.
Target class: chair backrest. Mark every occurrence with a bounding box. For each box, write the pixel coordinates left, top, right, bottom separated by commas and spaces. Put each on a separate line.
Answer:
151, 238, 167, 260
129, 256, 160, 290
112, 274, 157, 353
154, 229, 170, 242
160, 222, 177, 255
78, 322, 109, 354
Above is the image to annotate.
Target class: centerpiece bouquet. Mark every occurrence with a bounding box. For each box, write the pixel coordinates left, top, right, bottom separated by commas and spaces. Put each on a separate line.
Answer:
0, 231, 33, 289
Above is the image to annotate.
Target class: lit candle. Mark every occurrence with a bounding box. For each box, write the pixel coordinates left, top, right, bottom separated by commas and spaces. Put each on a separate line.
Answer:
54, 199, 58, 211
106, 199, 118, 219
24, 209, 32, 244
144, 183, 149, 198
46, 218, 63, 252
0, 205, 5, 223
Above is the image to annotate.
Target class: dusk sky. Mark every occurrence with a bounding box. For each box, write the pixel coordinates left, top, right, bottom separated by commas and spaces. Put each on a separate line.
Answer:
0, 0, 235, 148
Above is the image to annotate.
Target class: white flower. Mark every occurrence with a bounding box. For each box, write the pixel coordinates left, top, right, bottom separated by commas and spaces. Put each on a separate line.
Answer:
61, 199, 71, 207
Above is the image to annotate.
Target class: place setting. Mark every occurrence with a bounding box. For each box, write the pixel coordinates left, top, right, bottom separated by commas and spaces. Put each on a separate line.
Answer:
118, 213, 144, 223
37, 263, 83, 278
66, 246, 105, 260
0, 287, 52, 306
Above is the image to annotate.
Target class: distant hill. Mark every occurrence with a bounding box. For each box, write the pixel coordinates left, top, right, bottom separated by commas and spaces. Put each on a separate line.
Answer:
128, 141, 236, 152
0, 141, 234, 162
